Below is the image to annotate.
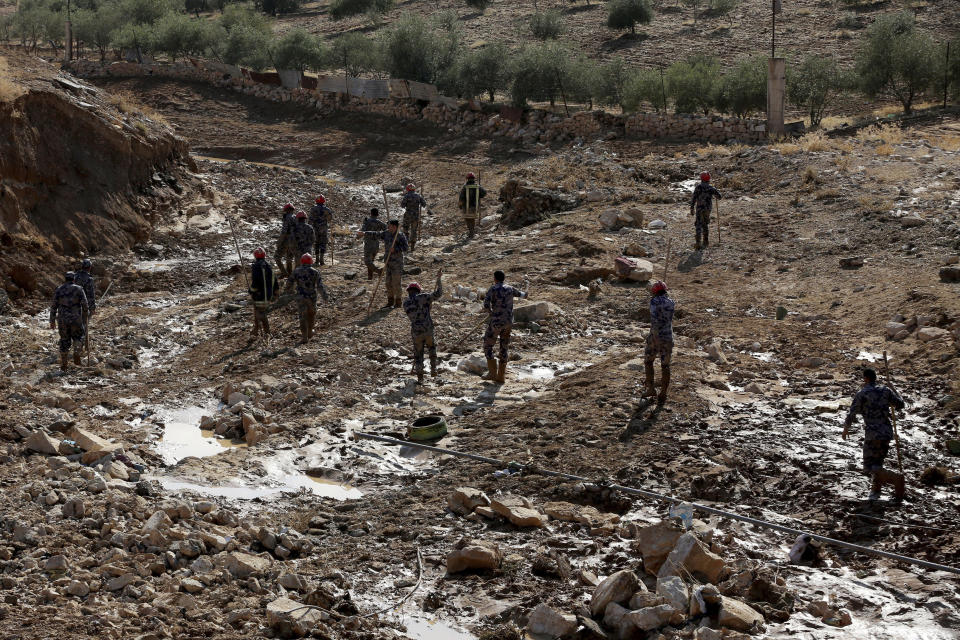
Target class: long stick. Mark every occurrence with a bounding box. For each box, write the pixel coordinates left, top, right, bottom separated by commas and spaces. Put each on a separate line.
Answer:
227, 211, 249, 288
882, 351, 904, 474
716, 198, 721, 247
453, 314, 490, 348
661, 237, 672, 282
354, 431, 960, 575
367, 186, 396, 314
85, 314, 90, 366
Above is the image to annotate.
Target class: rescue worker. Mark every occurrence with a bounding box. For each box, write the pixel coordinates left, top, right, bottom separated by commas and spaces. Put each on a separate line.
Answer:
843, 368, 906, 501
360, 208, 386, 281
49, 271, 89, 370
274, 203, 297, 277
309, 195, 333, 265
481, 270, 527, 383
357, 219, 408, 308
292, 211, 316, 258
400, 183, 427, 252
690, 172, 721, 250
458, 172, 486, 239
249, 247, 279, 341
283, 253, 328, 343
403, 270, 443, 384
642, 281, 675, 406
74, 258, 96, 317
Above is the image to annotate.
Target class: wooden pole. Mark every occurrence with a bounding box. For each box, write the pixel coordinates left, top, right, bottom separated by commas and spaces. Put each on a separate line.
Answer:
453, 314, 490, 348
227, 210, 250, 288
367, 185, 396, 314
715, 198, 721, 247
882, 351, 905, 474
661, 237, 672, 282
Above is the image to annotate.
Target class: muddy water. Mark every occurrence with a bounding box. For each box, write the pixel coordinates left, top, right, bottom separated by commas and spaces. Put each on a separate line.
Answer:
153, 403, 225, 465
404, 618, 475, 640
157, 475, 360, 501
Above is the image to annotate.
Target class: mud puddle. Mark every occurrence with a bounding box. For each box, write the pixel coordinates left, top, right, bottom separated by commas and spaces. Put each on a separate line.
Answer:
404, 618, 475, 640
151, 403, 226, 465
157, 475, 360, 501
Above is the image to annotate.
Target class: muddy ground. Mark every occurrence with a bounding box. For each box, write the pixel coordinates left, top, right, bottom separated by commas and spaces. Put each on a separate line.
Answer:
0, 73, 959, 640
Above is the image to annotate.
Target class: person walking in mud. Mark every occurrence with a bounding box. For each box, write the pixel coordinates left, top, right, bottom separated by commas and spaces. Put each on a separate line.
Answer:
458, 173, 486, 239
283, 253, 328, 343
690, 172, 721, 250
309, 195, 333, 265
843, 368, 906, 501
292, 211, 315, 259
482, 270, 527, 384
249, 247, 279, 341
74, 259, 96, 317
49, 271, 89, 370
274, 203, 297, 277
403, 270, 443, 384
357, 219, 408, 308
642, 280, 675, 406
400, 183, 427, 251
360, 208, 386, 281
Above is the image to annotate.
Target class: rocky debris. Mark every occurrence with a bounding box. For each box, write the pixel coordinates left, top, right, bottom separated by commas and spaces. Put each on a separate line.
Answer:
499, 179, 579, 228
267, 596, 325, 638
839, 256, 864, 269
717, 597, 765, 632
901, 215, 926, 228
446, 538, 502, 573
542, 501, 620, 534
514, 301, 560, 324
807, 599, 853, 627
448, 487, 491, 515
599, 207, 644, 231
633, 520, 684, 575
490, 495, 549, 527
556, 265, 615, 286
918, 327, 951, 343
656, 575, 690, 612
657, 532, 726, 583
527, 603, 578, 638
614, 256, 654, 282
457, 354, 489, 375
941, 266, 960, 282
591, 570, 640, 616
25, 430, 60, 455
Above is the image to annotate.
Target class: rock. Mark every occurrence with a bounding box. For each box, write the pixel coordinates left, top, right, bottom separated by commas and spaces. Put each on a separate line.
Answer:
25, 431, 60, 455
226, 391, 250, 406
66, 580, 90, 597
629, 591, 665, 610
798, 356, 827, 368
106, 573, 135, 591
886, 322, 908, 338
590, 570, 639, 616
267, 596, 325, 638
527, 603, 578, 638
917, 327, 951, 343
603, 602, 629, 630
658, 532, 726, 584
648, 219, 667, 229
717, 597, 764, 632
901, 215, 925, 228
62, 497, 85, 518
45, 555, 69, 571
625, 604, 679, 631
68, 426, 120, 454
655, 575, 690, 613
457, 354, 488, 375
622, 243, 647, 257
744, 382, 763, 394
143, 510, 173, 533
446, 538, 502, 573
514, 301, 559, 323
181, 578, 204, 594
279, 573, 309, 591
490, 495, 548, 527
245, 424, 268, 446
633, 520, 684, 575
940, 266, 960, 283
448, 487, 490, 515
614, 256, 654, 282
839, 256, 864, 269
226, 552, 272, 578
694, 627, 722, 640
104, 460, 129, 480
705, 341, 727, 365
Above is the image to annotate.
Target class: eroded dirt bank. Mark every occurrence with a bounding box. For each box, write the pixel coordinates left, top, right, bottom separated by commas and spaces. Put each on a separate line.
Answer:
0, 70, 958, 640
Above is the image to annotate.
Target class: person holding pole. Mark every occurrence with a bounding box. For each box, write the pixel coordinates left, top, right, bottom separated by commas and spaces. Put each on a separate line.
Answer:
249, 247, 279, 342
481, 270, 527, 384
843, 367, 906, 501
642, 280, 675, 406
49, 271, 89, 371
458, 172, 486, 239
358, 219, 408, 308
403, 269, 443, 384
690, 172, 721, 251
309, 195, 334, 265
360, 208, 386, 281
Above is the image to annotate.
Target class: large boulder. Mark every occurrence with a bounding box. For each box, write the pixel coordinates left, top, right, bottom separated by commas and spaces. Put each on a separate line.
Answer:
498, 179, 580, 229
633, 520, 684, 575
25, 431, 60, 455
526, 603, 578, 638
446, 538, 502, 573
625, 604, 681, 632
514, 301, 559, 323
655, 575, 690, 613
717, 597, 764, 632
225, 552, 272, 578
614, 257, 654, 282
917, 327, 951, 343
657, 532, 726, 584
590, 570, 639, 616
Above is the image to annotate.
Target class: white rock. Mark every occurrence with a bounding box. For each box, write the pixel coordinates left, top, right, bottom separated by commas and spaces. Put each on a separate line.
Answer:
648, 219, 667, 229
917, 327, 951, 342
885, 322, 908, 338
526, 603, 577, 638
457, 354, 488, 375
626, 604, 678, 631
656, 575, 690, 613
25, 431, 60, 455
66, 580, 90, 597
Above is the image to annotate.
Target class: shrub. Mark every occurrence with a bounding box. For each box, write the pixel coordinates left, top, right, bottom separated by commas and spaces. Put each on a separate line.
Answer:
787, 54, 846, 128
73, 5, 123, 60
948, 38, 960, 101
257, 0, 301, 15
328, 32, 382, 88
715, 55, 766, 117
464, 0, 492, 12
667, 54, 719, 114
380, 12, 462, 84
530, 10, 565, 40
329, 0, 392, 20
606, 0, 653, 35
622, 67, 667, 112
449, 42, 508, 101
855, 11, 939, 114
596, 57, 630, 110
119, 0, 179, 25
221, 23, 271, 68
220, 3, 271, 32
111, 22, 156, 60
154, 13, 216, 60
271, 28, 323, 72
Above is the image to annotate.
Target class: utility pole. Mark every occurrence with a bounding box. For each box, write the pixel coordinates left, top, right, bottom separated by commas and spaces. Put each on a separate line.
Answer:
945, 42, 951, 110
64, 0, 72, 62
766, 0, 785, 138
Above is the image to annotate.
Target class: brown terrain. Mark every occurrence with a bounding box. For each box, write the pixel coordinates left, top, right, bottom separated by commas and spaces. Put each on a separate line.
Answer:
0, 45, 959, 640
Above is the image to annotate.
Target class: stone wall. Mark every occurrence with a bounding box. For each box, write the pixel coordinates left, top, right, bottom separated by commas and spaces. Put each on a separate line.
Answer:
67, 59, 767, 145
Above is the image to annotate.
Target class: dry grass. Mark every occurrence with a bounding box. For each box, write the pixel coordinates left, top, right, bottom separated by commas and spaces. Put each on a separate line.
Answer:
932, 134, 960, 152
857, 123, 906, 144
107, 90, 169, 125
875, 143, 894, 156
695, 143, 747, 158
801, 166, 820, 184
865, 164, 915, 184
799, 131, 831, 152
814, 188, 842, 200
772, 141, 802, 155
0, 57, 26, 104
857, 194, 894, 213
833, 155, 852, 172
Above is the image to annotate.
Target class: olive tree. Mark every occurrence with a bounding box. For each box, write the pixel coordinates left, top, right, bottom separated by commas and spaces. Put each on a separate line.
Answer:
787, 54, 846, 128
606, 0, 653, 35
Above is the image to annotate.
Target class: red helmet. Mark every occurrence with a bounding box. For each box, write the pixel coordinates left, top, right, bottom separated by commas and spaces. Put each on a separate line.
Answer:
466, 172, 476, 180
405, 183, 416, 192
651, 281, 667, 295
315, 195, 325, 204
282, 203, 295, 211
407, 282, 421, 292
300, 253, 314, 265
700, 172, 711, 182
296, 210, 306, 219
253, 247, 266, 259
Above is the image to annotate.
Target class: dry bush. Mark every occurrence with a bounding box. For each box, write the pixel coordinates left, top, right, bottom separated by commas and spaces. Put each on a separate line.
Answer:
814, 188, 841, 200
695, 143, 746, 158
834, 155, 852, 172
875, 143, 894, 156
858, 123, 905, 144
801, 166, 820, 184
857, 194, 893, 213
107, 90, 169, 126
773, 141, 801, 155
932, 134, 960, 152
800, 131, 831, 152
866, 164, 914, 184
